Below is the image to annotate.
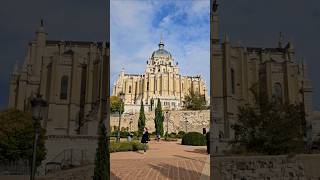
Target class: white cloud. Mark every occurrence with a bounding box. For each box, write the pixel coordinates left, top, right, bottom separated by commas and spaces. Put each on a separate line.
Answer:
110, 0, 210, 92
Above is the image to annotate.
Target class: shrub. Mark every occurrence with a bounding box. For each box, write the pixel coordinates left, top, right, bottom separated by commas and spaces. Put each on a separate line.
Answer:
109, 141, 145, 153
181, 132, 206, 146
177, 131, 185, 138
110, 131, 129, 138
169, 132, 177, 138
164, 137, 178, 141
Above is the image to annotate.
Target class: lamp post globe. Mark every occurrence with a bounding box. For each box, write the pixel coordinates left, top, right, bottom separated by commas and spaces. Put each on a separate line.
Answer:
119, 92, 125, 102
30, 94, 47, 120
30, 94, 47, 180
117, 92, 125, 142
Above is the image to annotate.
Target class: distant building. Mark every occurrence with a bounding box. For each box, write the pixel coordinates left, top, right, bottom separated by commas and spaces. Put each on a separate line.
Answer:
211, 0, 314, 151
112, 39, 208, 113
8, 21, 108, 136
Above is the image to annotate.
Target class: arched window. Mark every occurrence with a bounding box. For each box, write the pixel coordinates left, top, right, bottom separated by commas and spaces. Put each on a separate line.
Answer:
273, 82, 283, 102
129, 85, 132, 93
60, 75, 68, 100
147, 82, 149, 91
231, 68, 235, 95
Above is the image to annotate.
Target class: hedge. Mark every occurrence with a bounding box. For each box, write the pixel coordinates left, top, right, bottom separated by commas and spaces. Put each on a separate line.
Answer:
181, 132, 206, 146
109, 141, 146, 153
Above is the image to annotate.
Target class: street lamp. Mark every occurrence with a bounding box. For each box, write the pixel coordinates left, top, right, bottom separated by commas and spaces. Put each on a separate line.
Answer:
165, 111, 169, 139
185, 118, 188, 133
117, 92, 125, 142
30, 94, 47, 180
129, 119, 133, 132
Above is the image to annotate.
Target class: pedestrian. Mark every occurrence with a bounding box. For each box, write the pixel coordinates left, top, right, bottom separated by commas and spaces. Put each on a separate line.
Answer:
141, 127, 150, 153
156, 133, 160, 142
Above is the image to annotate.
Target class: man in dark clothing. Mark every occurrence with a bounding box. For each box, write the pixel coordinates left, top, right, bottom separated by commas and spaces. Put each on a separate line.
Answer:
141, 128, 149, 153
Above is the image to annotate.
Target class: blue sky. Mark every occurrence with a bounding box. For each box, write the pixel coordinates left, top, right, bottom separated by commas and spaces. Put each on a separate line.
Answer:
110, 0, 210, 93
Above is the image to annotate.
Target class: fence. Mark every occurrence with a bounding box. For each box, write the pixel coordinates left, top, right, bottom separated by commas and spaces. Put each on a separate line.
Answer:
0, 160, 30, 175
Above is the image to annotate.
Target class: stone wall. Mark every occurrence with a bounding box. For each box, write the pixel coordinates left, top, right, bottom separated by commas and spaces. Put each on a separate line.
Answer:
38, 135, 98, 175
110, 110, 210, 134
39, 165, 94, 180
211, 154, 320, 179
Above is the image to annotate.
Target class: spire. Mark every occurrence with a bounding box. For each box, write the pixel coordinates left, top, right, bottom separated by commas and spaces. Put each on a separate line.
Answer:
159, 34, 164, 49
278, 32, 284, 48
223, 33, 230, 43
12, 61, 19, 75
36, 19, 46, 34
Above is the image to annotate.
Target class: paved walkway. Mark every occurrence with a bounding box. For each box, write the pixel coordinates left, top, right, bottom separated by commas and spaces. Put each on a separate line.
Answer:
110, 140, 210, 180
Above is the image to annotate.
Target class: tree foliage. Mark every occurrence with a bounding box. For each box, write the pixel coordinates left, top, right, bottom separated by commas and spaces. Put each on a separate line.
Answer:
0, 109, 46, 166
183, 89, 206, 110
93, 122, 109, 180
231, 98, 306, 155
110, 96, 124, 114
138, 100, 146, 136
154, 99, 164, 136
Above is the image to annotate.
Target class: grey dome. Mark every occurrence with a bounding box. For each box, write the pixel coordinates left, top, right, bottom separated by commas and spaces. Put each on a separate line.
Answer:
151, 41, 172, 59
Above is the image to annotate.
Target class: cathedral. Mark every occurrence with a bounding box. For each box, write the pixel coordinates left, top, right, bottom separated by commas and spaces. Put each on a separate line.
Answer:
210, 0, 314, 151
112, 39, 208, 113
8, 21, 109, 136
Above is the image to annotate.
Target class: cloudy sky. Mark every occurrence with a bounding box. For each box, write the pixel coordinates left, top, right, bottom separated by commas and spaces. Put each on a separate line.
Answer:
0, 0, 107, 109
219, 0, 320, 110
110, 0, 210, 93
0, 0, 319, 110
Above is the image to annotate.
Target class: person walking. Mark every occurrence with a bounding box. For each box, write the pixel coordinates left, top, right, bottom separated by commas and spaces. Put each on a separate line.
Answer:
141, 127, 150, 153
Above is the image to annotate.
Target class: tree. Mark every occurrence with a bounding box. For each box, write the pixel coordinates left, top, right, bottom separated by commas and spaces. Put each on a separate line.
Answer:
138, 100, 146, 136
154, 99, 164, 136
110, 96, 124, 114
93, 122, 109, 180
231, 96, 306, 155
0, 109, 46, 166
183, 89, 206, 110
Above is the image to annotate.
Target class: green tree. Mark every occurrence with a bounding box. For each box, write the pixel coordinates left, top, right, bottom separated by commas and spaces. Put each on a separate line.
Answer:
231, 95, 306, 155
110, 96, 124, 114
183, 89, 206, 110
138, 100, 146, 136
154, 99, 164, 136
0, 109, 46, 166
93, 122, 109, 180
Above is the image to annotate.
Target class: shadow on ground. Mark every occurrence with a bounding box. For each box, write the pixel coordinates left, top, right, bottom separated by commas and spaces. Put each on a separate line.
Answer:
184, 148, 208, 155
149, 162, 209, 180
173, 155, 208, 164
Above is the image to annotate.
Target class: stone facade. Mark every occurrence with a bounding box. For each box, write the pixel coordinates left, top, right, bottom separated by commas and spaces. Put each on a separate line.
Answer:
112, 39, 208, 114
210, 0, 314, 152
212, 154, 320, 179
8, 21, 109, 136
110, 110, 210, 134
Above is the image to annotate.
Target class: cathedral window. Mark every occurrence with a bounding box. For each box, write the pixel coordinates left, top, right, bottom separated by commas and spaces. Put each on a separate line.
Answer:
60, 75, 68, 100
231, 68, 235, 95
147, 82, 149, 91
129, 85, 132, 93
273, 82, 283, 103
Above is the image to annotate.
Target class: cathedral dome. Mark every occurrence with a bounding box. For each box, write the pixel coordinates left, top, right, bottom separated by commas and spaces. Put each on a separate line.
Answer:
151, 40, 172, 59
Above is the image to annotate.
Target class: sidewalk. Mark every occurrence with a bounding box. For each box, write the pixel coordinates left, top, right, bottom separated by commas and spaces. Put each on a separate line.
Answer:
111, 140, 210, 180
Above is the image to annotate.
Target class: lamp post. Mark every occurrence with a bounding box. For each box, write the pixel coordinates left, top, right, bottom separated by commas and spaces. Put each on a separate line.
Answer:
30, 94, 47, 180
117, 92, 125, 142
165, 111, 169, 139
185, 118, 188, 133
129, 119, 133, 132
